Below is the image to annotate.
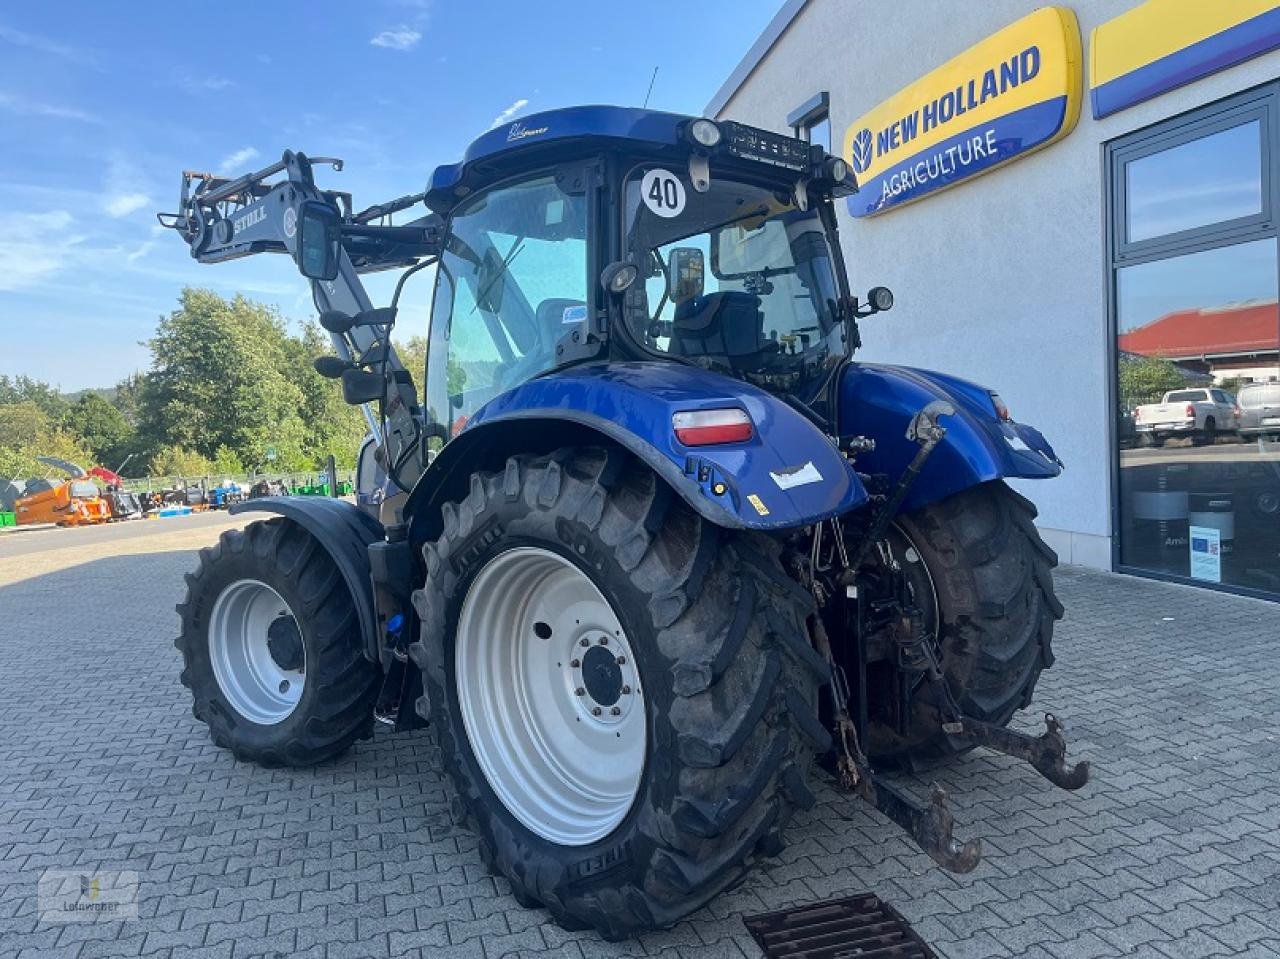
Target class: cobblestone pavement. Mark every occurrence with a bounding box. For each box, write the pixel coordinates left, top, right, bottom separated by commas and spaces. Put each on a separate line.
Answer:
1, 518, 1279, 959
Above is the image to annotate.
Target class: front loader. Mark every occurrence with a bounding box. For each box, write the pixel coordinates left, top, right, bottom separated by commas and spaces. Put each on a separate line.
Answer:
161, 106, 1087, 938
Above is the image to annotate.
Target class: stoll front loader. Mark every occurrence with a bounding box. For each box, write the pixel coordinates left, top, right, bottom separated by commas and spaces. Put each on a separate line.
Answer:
161, 107, 1088, 937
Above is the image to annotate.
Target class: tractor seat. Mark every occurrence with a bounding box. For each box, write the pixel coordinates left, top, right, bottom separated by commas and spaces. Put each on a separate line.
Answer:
670, 291, 767, 361
536, 297, 588, 340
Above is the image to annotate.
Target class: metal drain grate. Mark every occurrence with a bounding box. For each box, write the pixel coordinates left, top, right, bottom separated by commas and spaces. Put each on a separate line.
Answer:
743, 892, 938, 958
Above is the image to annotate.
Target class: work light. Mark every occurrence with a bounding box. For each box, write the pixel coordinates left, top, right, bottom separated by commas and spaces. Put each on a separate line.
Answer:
687, 119, 723, 148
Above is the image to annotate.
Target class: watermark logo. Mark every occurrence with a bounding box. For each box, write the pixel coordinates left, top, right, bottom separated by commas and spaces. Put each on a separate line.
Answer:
850, 128, 874, 174
39, 870, 138, 922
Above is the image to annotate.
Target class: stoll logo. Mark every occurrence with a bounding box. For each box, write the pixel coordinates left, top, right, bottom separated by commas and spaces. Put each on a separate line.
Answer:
506, 121, 548, 142
850, 128, 874, 174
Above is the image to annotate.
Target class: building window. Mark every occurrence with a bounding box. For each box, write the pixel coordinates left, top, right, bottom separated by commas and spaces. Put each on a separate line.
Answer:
787, 92, 830, 152
1109, 84, 1280, 600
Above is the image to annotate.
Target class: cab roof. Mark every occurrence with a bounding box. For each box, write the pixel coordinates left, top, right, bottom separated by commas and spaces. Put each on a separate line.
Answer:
426, 105, 694, 209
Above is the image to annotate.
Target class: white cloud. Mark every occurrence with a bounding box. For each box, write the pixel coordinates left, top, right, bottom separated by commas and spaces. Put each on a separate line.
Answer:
219, 146, 260, 174
0, 23, 90, 63
489, 98, 529, 129
177, 74, 234, 93
370, 26, 421, 50
0, 210, 85, 292
104, 193, 150, 218
101, 155, 152, 219
0, 91, 95, 122
126, 240, 156, 263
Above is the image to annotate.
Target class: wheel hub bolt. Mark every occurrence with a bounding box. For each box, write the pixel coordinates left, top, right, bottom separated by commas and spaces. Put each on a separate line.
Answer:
616, 656, 626, 665
599, 637, 609, 645
570, 659, 580, 668
610, 706, 621, 716
580, 638, 590, 647
622, 685, 631, 695
278, 680, 290, 693
592, 706, 602, 716
575, 687, 585, 696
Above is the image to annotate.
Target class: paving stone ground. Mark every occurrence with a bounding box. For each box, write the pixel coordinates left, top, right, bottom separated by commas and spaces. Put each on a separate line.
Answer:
1, 516, 1279, 959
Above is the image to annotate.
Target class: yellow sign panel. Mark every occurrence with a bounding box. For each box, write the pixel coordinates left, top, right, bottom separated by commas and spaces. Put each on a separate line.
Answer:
1090, 0, 1280, 118
843, 7, 1082, 217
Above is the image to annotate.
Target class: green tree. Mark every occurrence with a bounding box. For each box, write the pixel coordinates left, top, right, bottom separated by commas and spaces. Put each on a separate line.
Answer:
67, 392, 133, 467
140, 289, 311, 470
0, 375, 68, 421
150, 445, 214, 477
283, 321, 366, 469
0, 402, 50, 447
1118, 354, 1189, 406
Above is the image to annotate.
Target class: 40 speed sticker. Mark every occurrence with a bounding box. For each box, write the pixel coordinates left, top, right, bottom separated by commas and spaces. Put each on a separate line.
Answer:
640, 169, 685, 218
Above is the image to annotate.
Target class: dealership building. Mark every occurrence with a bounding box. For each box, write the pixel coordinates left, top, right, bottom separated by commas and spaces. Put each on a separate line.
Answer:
709, 0, 1280, 600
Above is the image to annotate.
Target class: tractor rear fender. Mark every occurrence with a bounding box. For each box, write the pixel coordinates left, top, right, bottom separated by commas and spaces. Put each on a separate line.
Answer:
838, 363, 1063, 515
404, 361, 868, 545
230, 497, 383, 662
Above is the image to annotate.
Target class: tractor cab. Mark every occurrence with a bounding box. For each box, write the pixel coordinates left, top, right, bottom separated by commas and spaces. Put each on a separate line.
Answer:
419, 107, 863, 437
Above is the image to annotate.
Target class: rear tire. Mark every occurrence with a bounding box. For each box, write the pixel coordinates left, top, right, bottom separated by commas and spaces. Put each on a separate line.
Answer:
866, 481, 1062, 766
409, 448, 827, 938
176, 518, 380, 766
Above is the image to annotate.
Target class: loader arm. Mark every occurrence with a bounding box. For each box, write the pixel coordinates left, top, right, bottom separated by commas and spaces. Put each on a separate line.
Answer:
158, 150, 441, 489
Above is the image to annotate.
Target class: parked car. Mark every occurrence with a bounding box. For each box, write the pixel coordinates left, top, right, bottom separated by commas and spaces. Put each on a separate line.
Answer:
1237, 381, 1280, 439
1133, 387, 1239, 445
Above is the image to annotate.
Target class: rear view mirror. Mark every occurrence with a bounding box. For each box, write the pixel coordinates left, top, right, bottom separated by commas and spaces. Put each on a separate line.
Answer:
341, 368, 384, 405
297, 200, 342, 280
669, 247, 705, 304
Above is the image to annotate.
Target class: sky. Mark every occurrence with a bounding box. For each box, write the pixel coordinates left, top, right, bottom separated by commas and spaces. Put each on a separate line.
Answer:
0, 0, 783, 391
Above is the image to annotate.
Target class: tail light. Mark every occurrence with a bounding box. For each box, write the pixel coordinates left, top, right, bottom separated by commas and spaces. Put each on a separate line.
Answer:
989, 393, 1011, 422
672, 408, 753, 446
1185, 403, 1195, 418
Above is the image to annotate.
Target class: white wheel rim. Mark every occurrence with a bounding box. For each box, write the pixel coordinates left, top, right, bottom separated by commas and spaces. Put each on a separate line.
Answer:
208, 579, 305, 725
455, 547, 646, 846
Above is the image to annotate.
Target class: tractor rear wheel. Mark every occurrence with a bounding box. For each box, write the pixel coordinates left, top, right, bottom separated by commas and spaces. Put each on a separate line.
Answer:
409, 448, 828, 938
176, 518, 381, 766
865, 481, 1062, 767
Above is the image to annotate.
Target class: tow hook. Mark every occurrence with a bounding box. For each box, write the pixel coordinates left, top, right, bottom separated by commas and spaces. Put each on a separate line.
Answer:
944, 713, 1091, 791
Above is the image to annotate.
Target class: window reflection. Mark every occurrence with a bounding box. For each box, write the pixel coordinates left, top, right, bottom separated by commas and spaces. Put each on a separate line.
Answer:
1117, 239, 1280, 593
1125, 121, 1262, 243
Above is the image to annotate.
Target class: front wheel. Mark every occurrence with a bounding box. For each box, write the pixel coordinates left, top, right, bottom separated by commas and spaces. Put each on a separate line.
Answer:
865, 481, 1063, 766
410, 448, 828, 938
176, 518, 381, 766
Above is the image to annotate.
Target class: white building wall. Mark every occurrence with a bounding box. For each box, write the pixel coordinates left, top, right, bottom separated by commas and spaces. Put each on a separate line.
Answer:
711, 0, 1280, 569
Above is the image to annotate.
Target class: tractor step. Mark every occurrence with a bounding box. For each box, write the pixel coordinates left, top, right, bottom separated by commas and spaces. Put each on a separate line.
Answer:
743, 892, 938, 958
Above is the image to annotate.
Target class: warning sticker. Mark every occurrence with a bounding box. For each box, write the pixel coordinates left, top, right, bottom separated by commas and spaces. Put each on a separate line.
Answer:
746, 493, 769, 516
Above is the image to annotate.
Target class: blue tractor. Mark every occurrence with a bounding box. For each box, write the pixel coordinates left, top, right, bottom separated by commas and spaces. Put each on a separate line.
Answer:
162, 107, 1086, 937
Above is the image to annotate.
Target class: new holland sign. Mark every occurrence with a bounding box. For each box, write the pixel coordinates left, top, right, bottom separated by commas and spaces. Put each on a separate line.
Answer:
1091, 0, 1280, 119
843, 7, 1083, 218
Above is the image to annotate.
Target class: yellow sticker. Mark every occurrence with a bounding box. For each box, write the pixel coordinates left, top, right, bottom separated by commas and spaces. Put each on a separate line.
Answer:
746, 494, 769, 516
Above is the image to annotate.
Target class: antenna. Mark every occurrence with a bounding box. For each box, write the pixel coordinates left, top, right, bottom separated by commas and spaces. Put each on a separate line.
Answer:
642, 66, 658, 108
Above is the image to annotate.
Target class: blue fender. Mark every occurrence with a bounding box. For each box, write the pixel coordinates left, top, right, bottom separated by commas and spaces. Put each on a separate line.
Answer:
422, 361, 868, 532
839, 363, 1063, 515
230, 497, 383, 662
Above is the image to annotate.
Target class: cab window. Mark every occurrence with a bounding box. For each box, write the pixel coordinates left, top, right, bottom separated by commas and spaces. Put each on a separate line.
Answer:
426, 174, 589, 435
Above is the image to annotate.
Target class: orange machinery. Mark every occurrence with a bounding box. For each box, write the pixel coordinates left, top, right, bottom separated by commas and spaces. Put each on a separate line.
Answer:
14, 457, 112, 527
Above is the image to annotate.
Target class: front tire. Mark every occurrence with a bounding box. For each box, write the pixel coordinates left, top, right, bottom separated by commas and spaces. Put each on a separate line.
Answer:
866, 481, 1062, 766
410, 448, 828, 938
176, 518, 381, 766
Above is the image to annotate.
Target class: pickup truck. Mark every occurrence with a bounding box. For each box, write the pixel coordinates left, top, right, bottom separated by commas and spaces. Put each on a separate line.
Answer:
1133, 388, 1239, 446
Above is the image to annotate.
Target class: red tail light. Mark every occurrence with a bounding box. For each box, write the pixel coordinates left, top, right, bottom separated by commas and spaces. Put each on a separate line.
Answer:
1185, 403, 1195, 418
672, 408, 753, 446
